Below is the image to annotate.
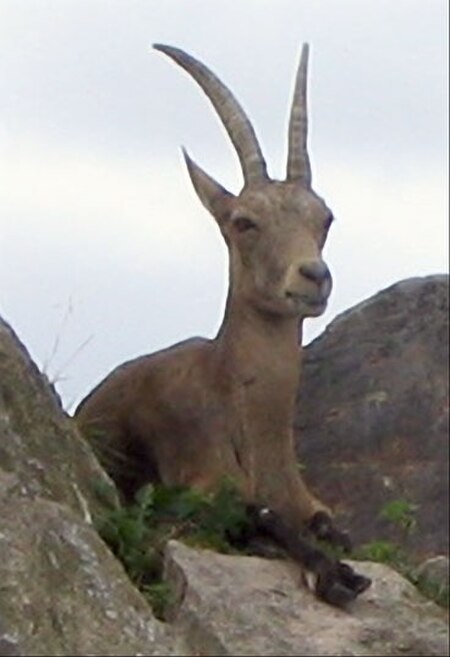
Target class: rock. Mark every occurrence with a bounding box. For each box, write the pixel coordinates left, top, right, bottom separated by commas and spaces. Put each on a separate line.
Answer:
296, 275, 449, 559
0, 472, 178, 656
0, 318, 179, 656
163, 540, 449, 657
0, 317, 119, 522
415, 555, 450, 590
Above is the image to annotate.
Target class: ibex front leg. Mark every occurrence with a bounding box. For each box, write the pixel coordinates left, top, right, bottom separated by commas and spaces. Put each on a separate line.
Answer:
307, 509, 353, 553
250, 507, 371, 607
288, 466, 353, 553
253, 443, 354, 554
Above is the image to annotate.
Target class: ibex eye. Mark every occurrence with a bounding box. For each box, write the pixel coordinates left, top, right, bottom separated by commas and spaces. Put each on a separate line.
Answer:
234, 217, 258, 233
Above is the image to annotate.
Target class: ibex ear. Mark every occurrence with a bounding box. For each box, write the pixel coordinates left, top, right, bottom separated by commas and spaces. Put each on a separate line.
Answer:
182, 148, 235, 222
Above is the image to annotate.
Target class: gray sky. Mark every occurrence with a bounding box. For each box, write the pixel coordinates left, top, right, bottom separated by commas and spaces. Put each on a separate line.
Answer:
0, 0, 448, 411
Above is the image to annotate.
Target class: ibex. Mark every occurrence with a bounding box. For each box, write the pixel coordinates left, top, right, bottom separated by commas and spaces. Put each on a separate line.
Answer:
76, 44, 371, 606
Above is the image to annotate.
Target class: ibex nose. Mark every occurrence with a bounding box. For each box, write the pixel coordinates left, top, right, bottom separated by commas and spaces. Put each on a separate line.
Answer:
299, 261, 330, 284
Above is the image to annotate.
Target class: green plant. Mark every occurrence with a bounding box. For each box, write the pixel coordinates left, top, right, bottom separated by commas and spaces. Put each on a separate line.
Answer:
354, 539, 405, 566
95, 478, 251, 619
379, 499, 419, 534
141, 581, 176, 620
352, 500, 448, 610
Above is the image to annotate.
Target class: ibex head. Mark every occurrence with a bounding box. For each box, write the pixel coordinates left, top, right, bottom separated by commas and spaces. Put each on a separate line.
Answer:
154, 44, 334, 319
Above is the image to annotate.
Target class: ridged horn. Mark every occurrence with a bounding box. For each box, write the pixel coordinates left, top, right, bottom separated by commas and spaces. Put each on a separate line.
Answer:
286, 43, 312, 187
154, 44, 268, 185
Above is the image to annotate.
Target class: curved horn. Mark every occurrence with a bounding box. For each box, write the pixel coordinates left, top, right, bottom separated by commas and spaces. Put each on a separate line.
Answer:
154, 44, 268, 184
286, 43, 312, 187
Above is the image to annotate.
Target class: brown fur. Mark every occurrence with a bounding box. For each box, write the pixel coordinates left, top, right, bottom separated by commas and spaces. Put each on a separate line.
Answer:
76, 181, 334, 529
76, 45, 337, 541
75, 46, 375, 605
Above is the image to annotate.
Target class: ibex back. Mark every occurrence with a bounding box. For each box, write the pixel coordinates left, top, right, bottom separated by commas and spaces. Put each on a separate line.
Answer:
76, 44, 371, 606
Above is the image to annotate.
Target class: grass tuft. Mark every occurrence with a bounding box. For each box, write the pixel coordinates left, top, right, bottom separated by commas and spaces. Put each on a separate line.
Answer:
95, 478, 251, 619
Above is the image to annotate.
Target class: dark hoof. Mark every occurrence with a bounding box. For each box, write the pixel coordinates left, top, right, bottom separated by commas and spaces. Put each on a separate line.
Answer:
316, 575, 359, 607
336, 562, 372, 594
308, 511, 353, 553
315, 562, 372, 607
351, 574, 372, 595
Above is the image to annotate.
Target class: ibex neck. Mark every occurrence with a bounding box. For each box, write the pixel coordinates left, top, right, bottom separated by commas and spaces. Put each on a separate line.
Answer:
215, 296, 303, 384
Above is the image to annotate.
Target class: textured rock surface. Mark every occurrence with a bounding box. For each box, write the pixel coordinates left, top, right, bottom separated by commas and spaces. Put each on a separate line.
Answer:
296, 275, 449, 559
0, 318, 178, 656
415, 555, 450, 590
164, 540, 449, 657
0, 317, 119, 522
0, 472, 178, 656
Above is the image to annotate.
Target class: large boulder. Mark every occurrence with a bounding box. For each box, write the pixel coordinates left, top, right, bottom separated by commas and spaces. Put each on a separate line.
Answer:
0, 476, 179, 656
0, 317, 118, 522
0, 318, 178, 656
163, 540, 449, 656
296, 274, 449, 559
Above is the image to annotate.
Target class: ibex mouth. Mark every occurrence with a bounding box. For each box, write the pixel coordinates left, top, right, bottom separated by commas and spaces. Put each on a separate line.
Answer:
285, 290, 328, 317
286, 291, 327, 307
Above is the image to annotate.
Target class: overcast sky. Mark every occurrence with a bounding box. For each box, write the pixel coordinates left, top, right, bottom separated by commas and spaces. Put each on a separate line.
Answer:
0, 0, 448, 411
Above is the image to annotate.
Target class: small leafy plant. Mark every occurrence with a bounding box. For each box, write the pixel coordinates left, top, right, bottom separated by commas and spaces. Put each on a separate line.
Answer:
379, 499, 419, 534
354, 539, 405, 567
353, 499, 448, 609
95, 478, 251, 618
